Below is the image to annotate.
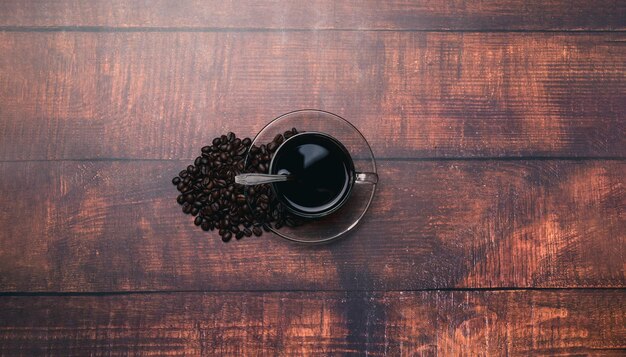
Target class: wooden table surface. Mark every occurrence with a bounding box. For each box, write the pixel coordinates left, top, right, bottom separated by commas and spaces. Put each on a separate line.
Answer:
0, 1, 624, 355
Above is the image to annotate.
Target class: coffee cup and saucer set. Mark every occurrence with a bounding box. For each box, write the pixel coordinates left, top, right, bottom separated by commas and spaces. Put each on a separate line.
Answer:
236, 110, 378, 244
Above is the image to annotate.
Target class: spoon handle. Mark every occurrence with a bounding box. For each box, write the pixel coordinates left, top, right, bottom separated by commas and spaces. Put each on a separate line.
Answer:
235, 173, 291, 186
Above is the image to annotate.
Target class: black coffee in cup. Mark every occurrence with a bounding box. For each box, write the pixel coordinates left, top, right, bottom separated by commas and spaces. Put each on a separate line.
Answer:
270, 132, 355, 218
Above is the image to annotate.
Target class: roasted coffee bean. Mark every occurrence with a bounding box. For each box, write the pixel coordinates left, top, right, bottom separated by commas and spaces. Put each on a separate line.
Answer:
243, 228, 252, 237
252, 226, 263, 236
176, 182, 185, 191
221, 233, 232, 242
235, 146, 247, 156
201, 221, 211, 231
179, 170, 188, 178
194, 216, 204, 226
215, 179, 227, 188
176, 194, 185, 205
267, 141, 278, 153
227, 132, 235, 142
273, 133, 284, 144
172, 177, 181, 185
212, 137, 221, 146
235, 231, 244, 240
190, 207, 199, 216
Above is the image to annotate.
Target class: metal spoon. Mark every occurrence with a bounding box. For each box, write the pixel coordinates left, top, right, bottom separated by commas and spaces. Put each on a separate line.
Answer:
235, 173, 292, 186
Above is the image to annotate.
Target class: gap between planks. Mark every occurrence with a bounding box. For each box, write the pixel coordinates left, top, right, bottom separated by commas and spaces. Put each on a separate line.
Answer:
0, 157, 624, 163
0, 26, 625, 33
1, 287, 624, 297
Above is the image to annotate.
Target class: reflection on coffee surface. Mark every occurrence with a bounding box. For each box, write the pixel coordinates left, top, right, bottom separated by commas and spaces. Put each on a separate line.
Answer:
271, 132, 354, 216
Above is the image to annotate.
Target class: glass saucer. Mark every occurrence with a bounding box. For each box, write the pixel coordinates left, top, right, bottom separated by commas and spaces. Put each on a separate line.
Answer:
244, 109, 378, 244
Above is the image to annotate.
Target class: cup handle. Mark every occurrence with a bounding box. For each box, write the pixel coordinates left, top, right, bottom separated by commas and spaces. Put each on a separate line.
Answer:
355, 172, 378, 184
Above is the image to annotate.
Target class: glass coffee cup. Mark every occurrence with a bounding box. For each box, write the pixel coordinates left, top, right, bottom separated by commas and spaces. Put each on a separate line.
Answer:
267, 131, 377, 218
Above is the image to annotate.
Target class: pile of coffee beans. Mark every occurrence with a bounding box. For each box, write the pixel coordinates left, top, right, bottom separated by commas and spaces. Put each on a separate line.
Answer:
172, 130, 304, 242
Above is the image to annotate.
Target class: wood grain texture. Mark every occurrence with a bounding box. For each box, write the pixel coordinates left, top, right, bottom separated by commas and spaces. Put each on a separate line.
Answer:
1, 1, 624, 353
0, 160, 622, 292
0, 0, 624, 30
0, 291, 624, 355
1, 32, 624, 160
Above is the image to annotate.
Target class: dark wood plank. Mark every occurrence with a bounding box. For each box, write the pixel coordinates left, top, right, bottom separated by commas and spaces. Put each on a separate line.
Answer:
0, 0, 624, 30
0, 32, 624, 160
0, 290, 623, 355
0, 160, 622, 292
